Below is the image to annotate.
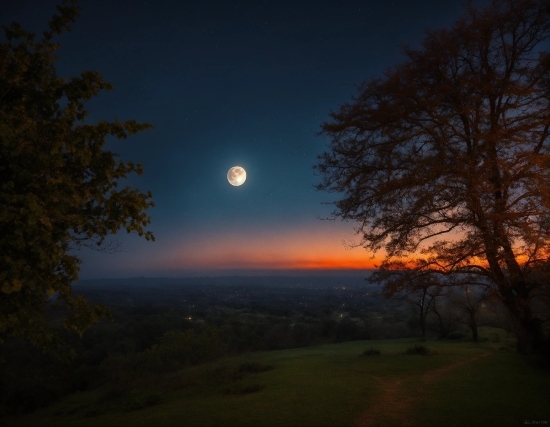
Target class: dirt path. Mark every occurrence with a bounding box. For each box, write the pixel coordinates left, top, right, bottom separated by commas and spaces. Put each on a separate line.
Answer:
355, 352, 492, 427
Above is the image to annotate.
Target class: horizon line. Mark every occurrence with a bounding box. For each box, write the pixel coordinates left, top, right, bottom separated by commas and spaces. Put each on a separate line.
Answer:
78, 268, 377, 281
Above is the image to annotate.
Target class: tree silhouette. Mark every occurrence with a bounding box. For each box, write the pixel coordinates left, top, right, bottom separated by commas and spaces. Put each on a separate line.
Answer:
0, 1, 155, 350
377, 265, 442, 338
316, 0, 550, 352
450, 285, 490, 342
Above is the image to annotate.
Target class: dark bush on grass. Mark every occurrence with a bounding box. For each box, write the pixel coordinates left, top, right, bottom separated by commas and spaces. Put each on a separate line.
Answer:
224, 383, 264, 395
361, 347, 381, 356
405, 345, 437, 355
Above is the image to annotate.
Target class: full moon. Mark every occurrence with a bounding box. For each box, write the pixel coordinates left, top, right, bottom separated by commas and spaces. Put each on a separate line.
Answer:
227, 166, 246, 186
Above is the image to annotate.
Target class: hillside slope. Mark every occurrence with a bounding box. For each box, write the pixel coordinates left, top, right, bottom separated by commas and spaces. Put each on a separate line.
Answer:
6, 331, 550, 427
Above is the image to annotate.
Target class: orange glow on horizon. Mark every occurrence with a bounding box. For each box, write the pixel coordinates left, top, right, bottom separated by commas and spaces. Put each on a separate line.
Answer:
149, 224, 383, 272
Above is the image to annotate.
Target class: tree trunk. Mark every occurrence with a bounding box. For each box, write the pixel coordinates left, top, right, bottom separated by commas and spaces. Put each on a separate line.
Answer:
431, 305, 448, 339
420, 310, 426, 338
470, 312, 478, 342
503, 295, 544, 353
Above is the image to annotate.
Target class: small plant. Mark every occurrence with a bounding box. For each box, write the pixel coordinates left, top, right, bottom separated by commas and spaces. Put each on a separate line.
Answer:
405, 345, 437, 356
361, 347, 381, 356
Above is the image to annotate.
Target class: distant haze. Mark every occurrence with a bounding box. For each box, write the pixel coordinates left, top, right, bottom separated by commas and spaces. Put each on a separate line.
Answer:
76, 269, 374, 282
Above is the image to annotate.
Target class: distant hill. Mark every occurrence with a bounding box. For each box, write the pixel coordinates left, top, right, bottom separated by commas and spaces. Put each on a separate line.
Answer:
75, 273, 374, 290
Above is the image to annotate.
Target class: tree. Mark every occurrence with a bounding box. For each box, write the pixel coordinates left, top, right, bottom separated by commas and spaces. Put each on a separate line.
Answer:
377, 265, 442, 338
316, 0, 550, 353
0, 1, 155, 351
450, 285, 490, 342
428, 293, 455, 339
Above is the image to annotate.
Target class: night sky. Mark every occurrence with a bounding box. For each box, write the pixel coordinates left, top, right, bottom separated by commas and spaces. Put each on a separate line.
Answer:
1, 0, 467, 278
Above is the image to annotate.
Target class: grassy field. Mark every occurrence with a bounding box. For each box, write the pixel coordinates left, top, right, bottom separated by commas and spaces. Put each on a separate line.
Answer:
5, 327, 550, 427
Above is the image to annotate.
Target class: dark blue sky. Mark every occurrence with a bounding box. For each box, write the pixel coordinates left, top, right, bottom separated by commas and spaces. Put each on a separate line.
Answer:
1, 0, 468, 278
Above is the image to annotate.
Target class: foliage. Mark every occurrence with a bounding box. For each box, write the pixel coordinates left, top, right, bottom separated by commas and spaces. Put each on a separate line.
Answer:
141, 328, 227, 372
316, 0, 550, 353
98, 327, 227, 396
0, 0, 155, 348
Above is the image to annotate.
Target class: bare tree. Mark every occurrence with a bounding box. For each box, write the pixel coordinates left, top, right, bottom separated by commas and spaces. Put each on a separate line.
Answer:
378, 267, 442, 338
428, 292, 455, 339
450, 285, 490, 341
316, 0, 550, 352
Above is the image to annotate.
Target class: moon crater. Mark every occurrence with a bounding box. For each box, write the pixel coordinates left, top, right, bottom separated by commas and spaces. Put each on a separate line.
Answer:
227, 166, 246, 186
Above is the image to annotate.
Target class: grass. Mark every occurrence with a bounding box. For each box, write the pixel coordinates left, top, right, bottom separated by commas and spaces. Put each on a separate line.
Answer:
4, 329, 549, 427
361, 347, 381, 356
410, 351, 550, 427
404, 344, 437, 355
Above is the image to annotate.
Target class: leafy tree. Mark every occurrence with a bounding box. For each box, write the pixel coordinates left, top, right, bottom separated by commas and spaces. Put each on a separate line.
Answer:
0, 1, 155, 350
316, 0, 550, 352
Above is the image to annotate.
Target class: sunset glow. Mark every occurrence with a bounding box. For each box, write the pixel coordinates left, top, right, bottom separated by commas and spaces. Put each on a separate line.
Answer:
142, 224, 382, 274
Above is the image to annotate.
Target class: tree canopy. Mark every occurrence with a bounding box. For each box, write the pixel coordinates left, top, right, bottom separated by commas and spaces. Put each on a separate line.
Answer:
0, 0, 155, 350
316, 0, 550, 352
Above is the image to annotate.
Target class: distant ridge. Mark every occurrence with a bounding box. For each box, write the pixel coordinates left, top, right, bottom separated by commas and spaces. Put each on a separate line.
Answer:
75, 273, 375, 289
77, 269, 375, 282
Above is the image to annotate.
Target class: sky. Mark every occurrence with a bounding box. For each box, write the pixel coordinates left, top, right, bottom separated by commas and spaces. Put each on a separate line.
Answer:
1, 0, 469, 278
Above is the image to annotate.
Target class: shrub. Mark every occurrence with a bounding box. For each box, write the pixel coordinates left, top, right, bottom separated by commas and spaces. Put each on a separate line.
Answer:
224, 383, 264, 395
361, 347, 381, 356
146, 327, 227, 370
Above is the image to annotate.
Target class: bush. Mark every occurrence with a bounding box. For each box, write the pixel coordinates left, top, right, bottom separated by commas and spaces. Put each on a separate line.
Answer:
148, 327, 227, 370
224, 383, 264, 395
361, 347, 381, 356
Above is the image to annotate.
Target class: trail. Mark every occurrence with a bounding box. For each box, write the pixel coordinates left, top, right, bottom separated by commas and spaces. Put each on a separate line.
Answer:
355, 352, 492, 427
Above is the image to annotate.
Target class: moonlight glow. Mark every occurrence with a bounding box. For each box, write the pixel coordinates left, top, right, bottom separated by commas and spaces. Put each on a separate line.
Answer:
227, 166, 246, 186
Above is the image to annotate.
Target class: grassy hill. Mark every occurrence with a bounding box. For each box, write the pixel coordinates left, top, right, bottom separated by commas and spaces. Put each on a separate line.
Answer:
5, 328, 549, 427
